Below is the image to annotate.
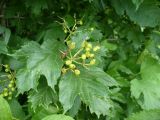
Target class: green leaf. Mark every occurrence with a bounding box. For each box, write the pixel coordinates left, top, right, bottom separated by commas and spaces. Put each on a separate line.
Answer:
32, 106, 59, 120
4, 28, 11, 44
42, 114, 74, 120
131, 54, 160, 109
8, 99, 25, 120
132, 0, 144, 10
0, 95, 12, 120
90, 29, 103, 41
125, 109, 160, 120
0, 41, 8, 54
68, 96, 81, 117
44, 23, 65, 41
25, 0, 48, 15
16, 68, 39, 94
112, 0, 160, 27
28, 85, 57, 110
15, 39, 65, 93
0, 25, 11, 44
102, 40, 117, 51
59, 67, 118, 117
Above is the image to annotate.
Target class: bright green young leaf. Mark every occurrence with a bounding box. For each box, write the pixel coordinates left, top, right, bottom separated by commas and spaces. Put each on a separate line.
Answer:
131, 54, 160, 109
42, 114, 74, 120
15, 39, 65, 93
125, 109, 160, 120
0, 96, 12, 120
59, 67, 118, 117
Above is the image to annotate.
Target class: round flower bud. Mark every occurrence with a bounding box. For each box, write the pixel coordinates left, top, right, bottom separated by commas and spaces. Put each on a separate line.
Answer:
81, 54, 86, 60
82, 41, 87, 48
85, 52, 90, 57
69, 42, 76, 49
87, 43, 92, 48
10, 80, 14, 84
65, 60, 72, 65
79, 20, 83, 25
85, 47, 91, 51
11, 88, 15, 92
93, 46, 100, 51
62, 68, 67, 74
90, 28, 94, 31
64, 29, 67, 33
3, 92, 8, 97
7, 74, 12, 79
69, 64, 76, 69
74, 69, 80, 75
4, 64, 9, 68
89, 53, 94, 58
8, 83, 13, 88
90, 59, 96, 65
5, 69, 9, 72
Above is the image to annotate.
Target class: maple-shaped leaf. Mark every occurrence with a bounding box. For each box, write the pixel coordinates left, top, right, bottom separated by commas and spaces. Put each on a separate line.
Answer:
131, 54, 160, 109
15, 39, 65, 93
28, 84, 57, 110
59, 67, 118, 117
125, 109, 160, 120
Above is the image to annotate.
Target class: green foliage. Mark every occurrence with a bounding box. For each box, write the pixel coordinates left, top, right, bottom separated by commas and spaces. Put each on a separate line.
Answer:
15, 39, 65, 93
0, 0, 160, 119
125, 109, 160, 120
112, 0, 160, 27
0, 41, 7, 54
8, 99, 25, 120
59, 67, 117, 117
131, 53, 160, 109
0, 95, 12, 120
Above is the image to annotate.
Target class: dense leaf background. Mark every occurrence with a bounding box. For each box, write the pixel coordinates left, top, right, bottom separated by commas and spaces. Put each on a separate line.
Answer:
0, 0, 160, 119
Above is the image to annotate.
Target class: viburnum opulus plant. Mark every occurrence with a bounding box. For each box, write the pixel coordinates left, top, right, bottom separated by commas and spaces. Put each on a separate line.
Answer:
1, 0, 160, 120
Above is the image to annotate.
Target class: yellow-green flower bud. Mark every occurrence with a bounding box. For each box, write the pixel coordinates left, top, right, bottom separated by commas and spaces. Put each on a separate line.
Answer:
90, 59, 96, 65
74, 69, 80, 75
69, 64, 76, 69
81, 54, 86, 60
65, 60, 72, 65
